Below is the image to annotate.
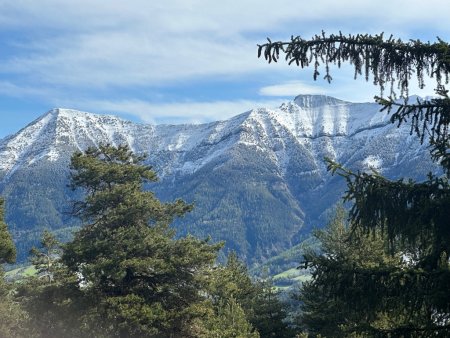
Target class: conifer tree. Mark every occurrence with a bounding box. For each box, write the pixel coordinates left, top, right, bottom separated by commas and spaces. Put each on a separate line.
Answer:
251, 276, 293, 338
0, 277, 30, 338
209, 252, 257, 306
296, 208, 405, 337
64, 144, 223, 337
29, 230, 61, 284
200, 297, 260, 338
24, 145, 222, 337
0, 198, 30, 337
0, 198, 15, 264
19, 230, 63, 336
259, 32, 450, 336
210, 252, 293, 338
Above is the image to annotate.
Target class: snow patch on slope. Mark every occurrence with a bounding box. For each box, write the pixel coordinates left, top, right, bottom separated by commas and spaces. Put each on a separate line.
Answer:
0, 110, 56, 173
362, 155, 383, 172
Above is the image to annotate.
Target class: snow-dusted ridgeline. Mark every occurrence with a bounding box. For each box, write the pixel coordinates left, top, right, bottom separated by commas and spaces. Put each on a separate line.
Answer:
0, 95, 422, 180
0, 95, 438, 263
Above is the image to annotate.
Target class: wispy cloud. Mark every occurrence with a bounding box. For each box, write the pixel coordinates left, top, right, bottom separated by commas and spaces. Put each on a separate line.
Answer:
1, 33, 261, 88
0, 81, 54, 98
259, 81, 326, 97
2, 0, 450, 90
0, 0, 449, 137
56, 98, 286, 125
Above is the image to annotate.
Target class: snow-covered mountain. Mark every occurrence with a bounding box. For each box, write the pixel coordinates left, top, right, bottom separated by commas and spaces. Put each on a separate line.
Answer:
0, 95, 439, 263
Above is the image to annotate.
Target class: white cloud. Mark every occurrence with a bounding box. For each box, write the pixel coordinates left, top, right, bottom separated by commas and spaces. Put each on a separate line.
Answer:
2, 0, 450, 91
0, 27, 268, 89
259, 81, 326, 97
0, 0, 449, 129
2, 1, 450, 34
0, 81, 56, 98
55, 98, 286, 125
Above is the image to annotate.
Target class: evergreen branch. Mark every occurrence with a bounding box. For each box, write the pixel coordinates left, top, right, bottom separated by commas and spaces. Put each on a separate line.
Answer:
376, 88, 450, 145
375, 89, 450, 175
360, 323, 450, 336
310, 259, 450, 323
325, 158, 450, 268
258, 32, 450, 97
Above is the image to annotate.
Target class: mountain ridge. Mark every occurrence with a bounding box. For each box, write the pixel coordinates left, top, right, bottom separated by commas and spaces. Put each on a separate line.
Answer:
0, 95, 395, 177
0, 95, 439, 263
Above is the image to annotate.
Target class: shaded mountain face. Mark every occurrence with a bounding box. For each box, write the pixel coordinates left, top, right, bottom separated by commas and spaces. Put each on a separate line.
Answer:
0, 96, 439, 263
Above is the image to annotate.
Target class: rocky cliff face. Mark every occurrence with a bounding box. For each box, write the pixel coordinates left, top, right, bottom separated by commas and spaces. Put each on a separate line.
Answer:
0, 96, 439, 263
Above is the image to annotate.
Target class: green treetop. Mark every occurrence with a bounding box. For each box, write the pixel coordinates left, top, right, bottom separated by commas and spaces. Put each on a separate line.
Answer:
296, 208, 405, 337
29, 230, 61, 284
209, 252, 293, 338
20, 144, 222, 338
64, 144, 223, 337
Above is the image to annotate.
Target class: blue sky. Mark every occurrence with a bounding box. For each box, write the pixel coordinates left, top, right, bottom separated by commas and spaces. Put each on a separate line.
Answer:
1, 0, 450, 139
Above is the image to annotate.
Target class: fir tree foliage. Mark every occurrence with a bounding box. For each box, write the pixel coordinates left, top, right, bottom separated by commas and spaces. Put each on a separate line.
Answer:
40, 144, 222, 337
259, 32, 450, 336
0, 276, 30, 338
0, 198, 16, 264
258, 32, 450, 96
251, 275, 293, 338
0, 198, 28, 337
200, 297, 260, 338
297, 208, 407, 337
29, 230, 61, 284
68, 144, 191, 228
210, 252, 293, 338
1, 145, 296, 337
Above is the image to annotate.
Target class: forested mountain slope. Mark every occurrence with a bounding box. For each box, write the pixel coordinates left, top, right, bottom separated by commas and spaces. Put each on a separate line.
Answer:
0, 95, 438, 263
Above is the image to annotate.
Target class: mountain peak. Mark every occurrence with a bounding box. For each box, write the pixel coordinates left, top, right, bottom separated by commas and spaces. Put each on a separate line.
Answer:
293, 94, 348, 108
46, 108, 95, 119
45, 107, 73, 116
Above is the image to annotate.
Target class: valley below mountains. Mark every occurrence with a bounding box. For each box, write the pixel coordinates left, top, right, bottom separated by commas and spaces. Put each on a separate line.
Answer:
0, 95, 439, 265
